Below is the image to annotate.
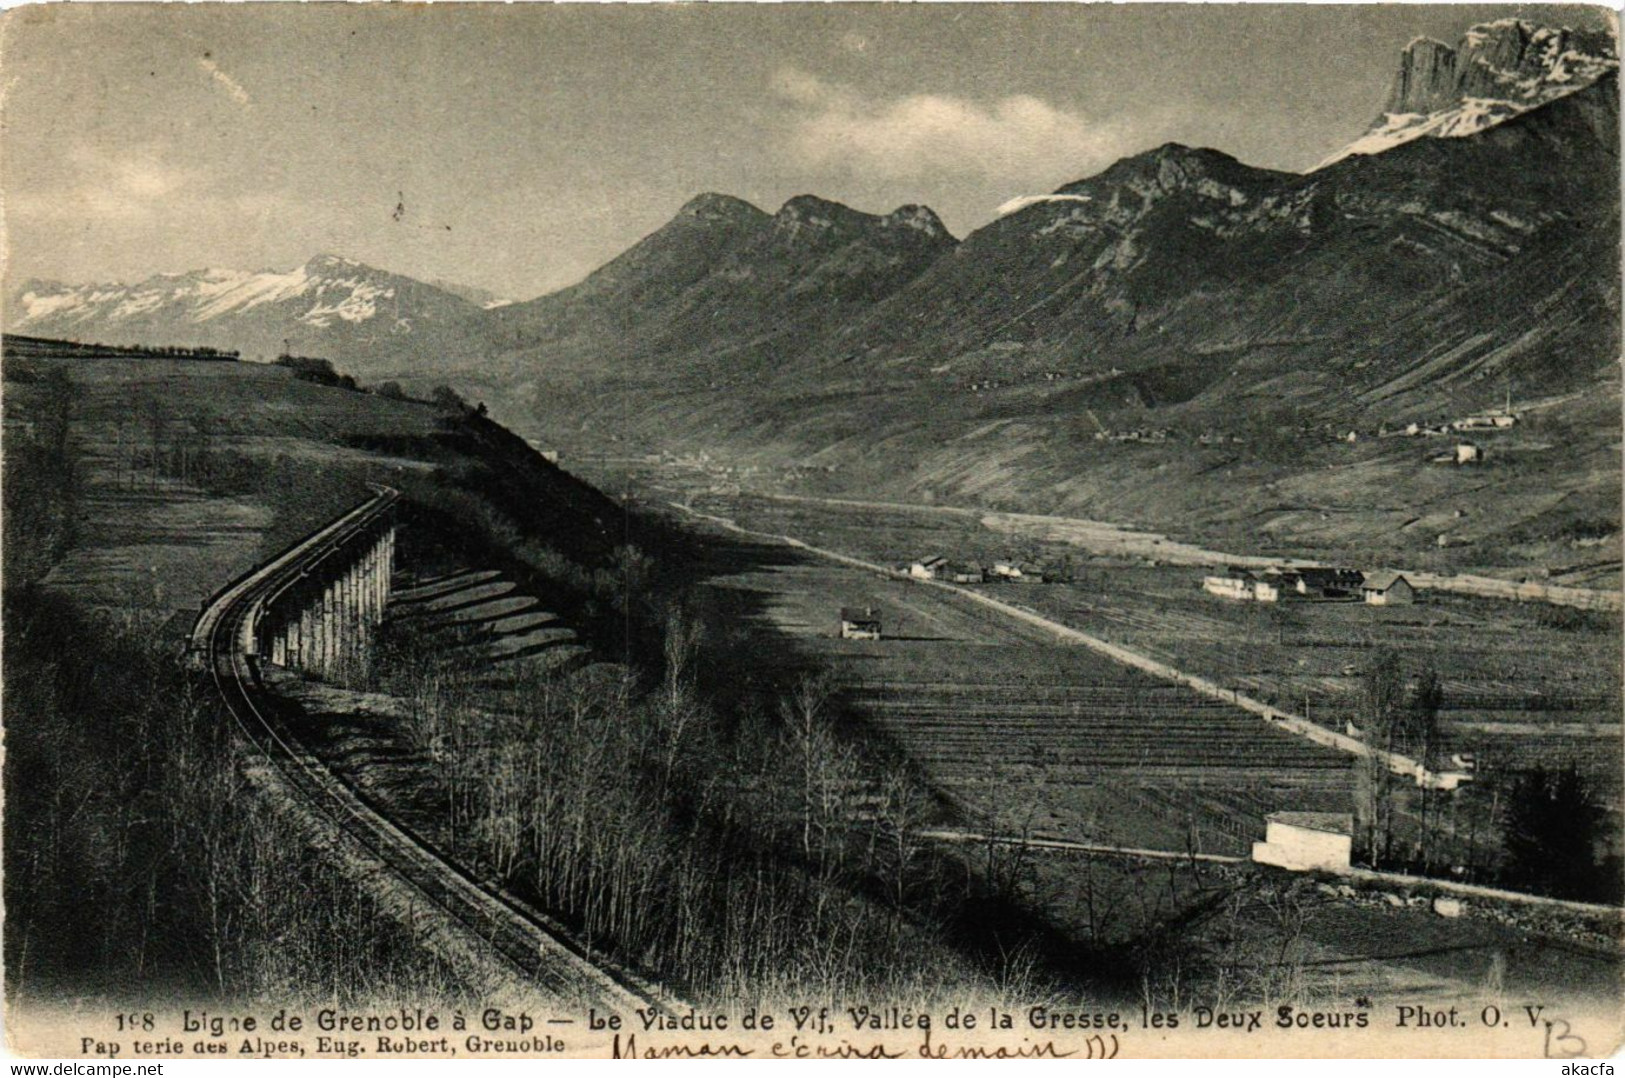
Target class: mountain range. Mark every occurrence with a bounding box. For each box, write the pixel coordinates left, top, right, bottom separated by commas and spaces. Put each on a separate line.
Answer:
7, 254, 484, 366
8, 19, 1620, 569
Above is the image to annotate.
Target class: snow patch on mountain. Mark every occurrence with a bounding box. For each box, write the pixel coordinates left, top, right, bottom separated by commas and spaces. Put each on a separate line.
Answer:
9, 258, 415, 331
995, 193, 1094, 217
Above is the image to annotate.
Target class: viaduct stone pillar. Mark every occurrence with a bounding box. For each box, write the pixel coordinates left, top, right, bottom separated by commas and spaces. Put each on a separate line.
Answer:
259, 519, 396, 681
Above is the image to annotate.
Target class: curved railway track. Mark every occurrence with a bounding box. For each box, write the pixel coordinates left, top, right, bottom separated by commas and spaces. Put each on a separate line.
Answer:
195, 484, 671, 1013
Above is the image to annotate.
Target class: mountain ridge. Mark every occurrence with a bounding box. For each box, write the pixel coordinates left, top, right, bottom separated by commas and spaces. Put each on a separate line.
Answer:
6, 254, 482, 369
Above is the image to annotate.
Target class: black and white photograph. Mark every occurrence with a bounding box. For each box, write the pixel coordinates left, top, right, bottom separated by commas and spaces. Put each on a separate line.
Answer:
1, 1, 1621, 1060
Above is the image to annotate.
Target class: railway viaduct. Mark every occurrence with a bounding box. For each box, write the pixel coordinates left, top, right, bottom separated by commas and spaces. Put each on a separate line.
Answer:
256, 516, 396, 677
187, 485, 671, 1010
187, 484, 400, 677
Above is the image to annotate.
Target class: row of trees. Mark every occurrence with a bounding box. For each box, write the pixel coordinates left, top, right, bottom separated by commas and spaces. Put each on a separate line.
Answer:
115, 343, 239, 360
373, 600, 1044, 1003
4, 367, 81, 585
1354, 649, 1613, 902
3, 589, 468, 1004
273, 354, 481, 416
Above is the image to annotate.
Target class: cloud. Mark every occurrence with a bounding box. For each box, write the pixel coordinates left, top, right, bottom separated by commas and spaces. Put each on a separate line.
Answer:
11, 147, 203, 224
771, 67, 1153, 185
198, 56, 252, 107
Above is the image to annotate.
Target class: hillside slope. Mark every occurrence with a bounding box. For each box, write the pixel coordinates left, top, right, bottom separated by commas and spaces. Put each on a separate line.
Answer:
502, 74, 1619, 574
476, 193, 956, 382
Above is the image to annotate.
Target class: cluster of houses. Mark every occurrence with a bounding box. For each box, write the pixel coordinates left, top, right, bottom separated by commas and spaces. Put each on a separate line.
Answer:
1382, 412, 1518, 438
964, 366, 1124, 394
1093, 427, 1172, 443
1361, 410, 1519, 463
905, 555, 1065, 584
1202, 566, 1415, 606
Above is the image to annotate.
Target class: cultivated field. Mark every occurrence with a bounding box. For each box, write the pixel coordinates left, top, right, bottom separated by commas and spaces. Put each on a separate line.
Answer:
647, 489, 1623, 815
5, 356, 445, 617
661, 512, 1355, 856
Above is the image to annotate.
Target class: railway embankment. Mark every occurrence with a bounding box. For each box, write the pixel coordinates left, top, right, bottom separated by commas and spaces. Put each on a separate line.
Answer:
192, 487, 673, 1013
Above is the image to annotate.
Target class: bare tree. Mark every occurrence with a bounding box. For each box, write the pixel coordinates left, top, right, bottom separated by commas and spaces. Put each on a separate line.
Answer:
1355, 649, 1405, 864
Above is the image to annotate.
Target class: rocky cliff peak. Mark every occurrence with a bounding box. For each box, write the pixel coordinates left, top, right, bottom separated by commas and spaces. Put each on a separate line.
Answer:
768, 197, 957, 255
882, 204, 954, 242
1321, 19, 1618, 168
1386, 37, 1460, 114
773, 194, 870, 230
676, 192, 768, 226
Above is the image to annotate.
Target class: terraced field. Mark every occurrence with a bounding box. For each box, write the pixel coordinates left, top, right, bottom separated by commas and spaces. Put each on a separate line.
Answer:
389, 568, 592, 686
7, 356, 445, 617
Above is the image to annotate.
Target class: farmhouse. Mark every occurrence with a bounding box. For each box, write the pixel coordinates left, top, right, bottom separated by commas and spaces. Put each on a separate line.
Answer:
1453, 413, 1516, 431
1251, 574, 1283, 602
1203, 570, 1265, 601
1251, 812, 1354, 874
909, 556, 947, 580
1362, 571, 1415, 606
838, 606, 882, 640
1288, 567, 1365, 600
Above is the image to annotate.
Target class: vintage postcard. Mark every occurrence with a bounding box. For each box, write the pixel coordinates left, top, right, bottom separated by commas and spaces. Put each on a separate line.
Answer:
1, 1, 1620, 1062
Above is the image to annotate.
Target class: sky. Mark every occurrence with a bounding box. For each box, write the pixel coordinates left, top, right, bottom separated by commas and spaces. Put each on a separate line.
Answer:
2, 2, 1616, 300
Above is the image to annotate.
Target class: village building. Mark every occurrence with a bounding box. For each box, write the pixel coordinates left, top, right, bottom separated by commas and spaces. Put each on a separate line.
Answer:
989, 562, 1024, 581
1289, 567, 1365, 600
1452, 413, 1517, 431
1362, 571, 1415, 606
838, 606, 882, 640
944, 562, 986, 584
1455, 442, 1483, 464
908, 556, 947, 581
1202, 570, 1259, 601
1251, 575, 1283, 602
1251, 812, 1354, 874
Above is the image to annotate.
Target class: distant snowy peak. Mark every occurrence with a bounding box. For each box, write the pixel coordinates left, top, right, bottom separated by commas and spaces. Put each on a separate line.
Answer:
1318, 19, 1617, 169
8, 255, 439, 332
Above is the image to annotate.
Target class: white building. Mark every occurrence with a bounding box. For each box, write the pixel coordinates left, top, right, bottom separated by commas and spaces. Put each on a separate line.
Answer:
1252, 812, 1354, 874
1203, 570, 1281, 601
1453, 414, 1516, 431
909, 556, 947, 580
1203, 573, 1255, 600
838, 606, 881, 640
